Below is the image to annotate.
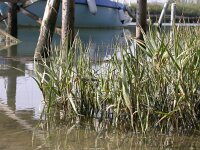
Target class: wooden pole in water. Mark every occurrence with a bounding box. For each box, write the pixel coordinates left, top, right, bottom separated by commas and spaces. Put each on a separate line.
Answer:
136, 0, 147, 42
34, 0, 61, 59
7, 2, 18, 37
61, 0, 75, 46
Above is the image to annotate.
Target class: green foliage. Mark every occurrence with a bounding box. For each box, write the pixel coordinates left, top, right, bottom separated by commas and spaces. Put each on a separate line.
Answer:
34, 26, 200, 134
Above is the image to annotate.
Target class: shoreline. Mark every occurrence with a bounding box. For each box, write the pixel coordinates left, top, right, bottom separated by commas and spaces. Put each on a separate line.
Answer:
130, 3, 200, 23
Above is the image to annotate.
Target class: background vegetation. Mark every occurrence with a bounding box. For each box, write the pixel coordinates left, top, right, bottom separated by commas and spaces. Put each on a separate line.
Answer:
131, 3, 200, 22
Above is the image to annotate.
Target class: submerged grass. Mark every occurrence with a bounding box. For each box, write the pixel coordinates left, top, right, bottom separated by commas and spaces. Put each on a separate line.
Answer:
34, 26, 200, 134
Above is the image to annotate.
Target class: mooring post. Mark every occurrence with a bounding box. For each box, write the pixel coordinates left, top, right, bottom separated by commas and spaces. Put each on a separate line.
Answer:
7, 2, 18, 37
170, 3, 176, 44
61, 0, 75, 46
136, 0, 147, 43
34, 0, 61, 59
158, 0, 170, 28
170, 3, 176, 27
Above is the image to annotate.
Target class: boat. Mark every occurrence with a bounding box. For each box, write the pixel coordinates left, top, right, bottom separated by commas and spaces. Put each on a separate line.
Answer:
0, 0, 133, 28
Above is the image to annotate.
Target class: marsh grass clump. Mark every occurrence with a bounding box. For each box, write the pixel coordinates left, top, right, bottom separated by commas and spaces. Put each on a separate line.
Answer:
34, 26, 200, 134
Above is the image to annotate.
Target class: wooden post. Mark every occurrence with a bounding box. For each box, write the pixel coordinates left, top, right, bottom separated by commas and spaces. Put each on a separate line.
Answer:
34, 0, 61, 59
170, 3, 176, 27
170, 3, 176, 45
136, 0, 147, 42
158, 1, 169, 27
61, 0, 75, 46
7, 2, 18, 37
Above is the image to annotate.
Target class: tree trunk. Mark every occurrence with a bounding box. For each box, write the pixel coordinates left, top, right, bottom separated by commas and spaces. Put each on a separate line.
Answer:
7, 2, 18, 37
61, 0, 75, 46
34, 0, 61, 59
136, 0, 147, 42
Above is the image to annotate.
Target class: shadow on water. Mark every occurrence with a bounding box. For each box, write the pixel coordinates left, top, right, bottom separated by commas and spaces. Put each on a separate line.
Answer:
0, 27, 200, 149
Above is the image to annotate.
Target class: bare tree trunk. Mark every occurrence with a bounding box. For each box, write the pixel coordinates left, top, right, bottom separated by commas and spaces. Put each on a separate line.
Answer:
136, 0, 147, 42
61, 0, 75, 46
7, 2, 18, 37
34, 0, 61, 59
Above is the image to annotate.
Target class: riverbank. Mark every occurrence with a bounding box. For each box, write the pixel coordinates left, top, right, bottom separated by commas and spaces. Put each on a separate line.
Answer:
130, 3, 200, 23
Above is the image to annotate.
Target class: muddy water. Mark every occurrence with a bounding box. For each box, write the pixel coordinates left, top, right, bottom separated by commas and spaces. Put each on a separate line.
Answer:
0, 57, 44, 149
41, 127, 200, 150
0, 27, 200, 150
0, 110, 45, 150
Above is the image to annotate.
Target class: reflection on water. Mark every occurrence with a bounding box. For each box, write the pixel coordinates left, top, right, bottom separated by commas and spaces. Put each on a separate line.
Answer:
0, 111, 46, 150
0, 57, 44, 149
33, 119, 200, 150
0, 45, 43, 119
0, 27, 200, 149
0, 27, 134, 58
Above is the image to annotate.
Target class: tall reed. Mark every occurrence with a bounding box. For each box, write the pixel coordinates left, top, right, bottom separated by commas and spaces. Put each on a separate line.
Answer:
34, 26, 200, 133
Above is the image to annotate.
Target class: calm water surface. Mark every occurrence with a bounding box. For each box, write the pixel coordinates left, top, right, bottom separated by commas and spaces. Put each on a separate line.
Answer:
0, 27, 200, 150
